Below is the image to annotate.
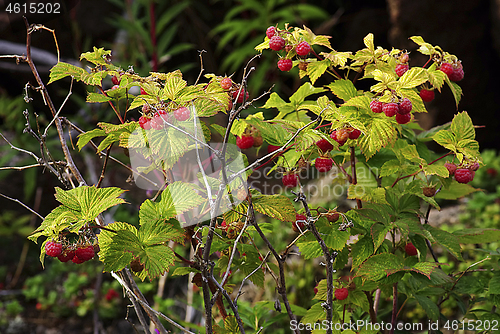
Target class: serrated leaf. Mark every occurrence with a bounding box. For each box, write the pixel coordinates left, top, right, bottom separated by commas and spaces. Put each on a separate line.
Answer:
351, 235, 374, 267
445, 76, 462, 107
289, 82, 324, 105
139, 182, 205, 223
363, 33, 375, 51
426, 64, 446, 91
400, 88, 427, 113
86, 92, 112, 103
433, 129, 456, 151
414, 295, 440, 320
422, 164, 449, 177
80, 47, 112, 65
76, 128, 106, 151
252, 194, 295, 222
356, 253, 404, 280
424, 225, 462, 260
398, 67, 428, 89
306, 60, 330, 84
435, 181, 479, 200
296, 240, 323, 260
325, 79, 358, 101
48, 62, 85, 84
380, 159, 401, 177
451, 111, 475, 141
453, 228, 500, 244
357, 114, 397, 160
171, 266, 201, 277
245, 118, 290, 146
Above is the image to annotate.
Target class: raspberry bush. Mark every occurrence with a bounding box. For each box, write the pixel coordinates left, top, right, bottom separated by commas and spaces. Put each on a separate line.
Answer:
2, 19, 500, 334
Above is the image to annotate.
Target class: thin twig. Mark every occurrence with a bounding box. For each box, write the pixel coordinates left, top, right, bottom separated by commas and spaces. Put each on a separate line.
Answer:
0, 192, 44, 220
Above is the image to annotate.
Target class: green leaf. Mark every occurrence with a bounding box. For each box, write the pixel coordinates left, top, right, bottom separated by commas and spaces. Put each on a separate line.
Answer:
426, 64, 446, 91
445, 76, 463, 107
357, 114, 397, 160
139, 182, 205, 224
306, 60, 330, 84
98, 222, 138, 272
488, 272, 500, 294
289, 82, 324, 105
451, 111, 475, 141
252, 194, 295, 222
414, 295, 440, 321
398, 67, 428, 89
48, 62, 85, 84
79, 47, 112, 65
435, 182, 478, 200
161, 70, 187, 100
356, 253, 404, 281
433, 129, 456, 151
296, 240, 323, 260
171, 267, 201, 277
351, 235, 374, 267
453, 228, 500, 244
424, 225, 462, 260
76, 128, 106, 151
363, 33, 375, 52
86, 92, 112, 103
380, 159, 401, 177
245, 118, 290, 146
325, 79, 358, 101
422, 164, 449, 177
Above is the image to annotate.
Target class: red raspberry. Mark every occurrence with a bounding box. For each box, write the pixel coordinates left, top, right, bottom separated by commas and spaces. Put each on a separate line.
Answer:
140, 87, 147, 95
57, 249, 75, 263
266, 26, 276, 39
76, 245, 95, 262
395, 63, 409, 77
395, 112, 411, 124
444, 162, 457, 176
315, 157, 333, 172
267, 144, 281, 154
72, 256, 86, 264
316, 138, 334, 153
405, 243, 418, 256
450, 65, 464, 82
420, 89, 435, 102
334, 287, 349, 300
220, 77, 232, 90
278, 58, 293, 71
455, 168, 474, 184
45, 241, 62, 257
282, 174, 298, 188
348, 128, 361, 139
236, 135, 254, 149
150, 117, 164, 130
174, 107, 190, 121
314, 157, 332, 172
295, 41, 311, 56
470, 162, 480, 171
111, 76, 120, 85
293, 214, 307, 232
370, 99, 383, 113
336, 128, 349, 142
439, 62, 454, 78
232, 89, 250, 103
330, 130, 346, 146
383, 103, 399, 117
398, 98, 412, 114
269, 36, 285, 51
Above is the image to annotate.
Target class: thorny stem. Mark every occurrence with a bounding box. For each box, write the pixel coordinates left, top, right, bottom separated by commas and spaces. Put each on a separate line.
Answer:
294, 191, 336, 334
96, 143, 113, 188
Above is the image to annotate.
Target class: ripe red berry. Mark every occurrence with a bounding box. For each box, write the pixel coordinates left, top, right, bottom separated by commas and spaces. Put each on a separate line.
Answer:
293, 214, 307, 232
398, 98, 412, 114
444, 162, 457, 176
405, 243, 418, 256
266, 26, 276, 39
111, 76, 120, 85
439, 62, 454, 77
296, 41, 311, 56
174, 106, 190, 121
45, 241, 63, 257
150, 117, 164, 130
278, 58, 293, 71
282, 174, 298, 188
267, 144, 281, 154
334, 287, 349, 300
395, 112, 411, 124
236, 135, 254, 149
383, 103, 399, 117
72, 255, 86, 264
76, 245, 95, 262
348, 128, 361, 140
57, 249, 75, 263
395, 63, 409, 77
455, 168, 474, 184
140, 87, 147, 95
221, 77, 232, 90
449, 65, 464, 82
316, 138, 334, 153
232, 89, 249, 103
139, 116, 151, 130
315, 157, 333, 172
370, 99, 383, 113
269, 36, 285, 51
330, 130, 346, 146
420, 89, 435, 102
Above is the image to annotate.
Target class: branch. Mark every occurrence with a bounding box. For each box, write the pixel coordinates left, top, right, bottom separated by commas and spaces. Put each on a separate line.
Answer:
0, 192, 44, 221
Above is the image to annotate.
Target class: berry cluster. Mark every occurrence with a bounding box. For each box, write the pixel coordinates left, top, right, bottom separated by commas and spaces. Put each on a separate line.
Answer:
445, 161, 479, 184
236, 126, 264, 149
265, 25, 312, 72
138, 106, 191, 130
330, 127, 361, 146
369, 97, 412, 124
45, 240, 96, 264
